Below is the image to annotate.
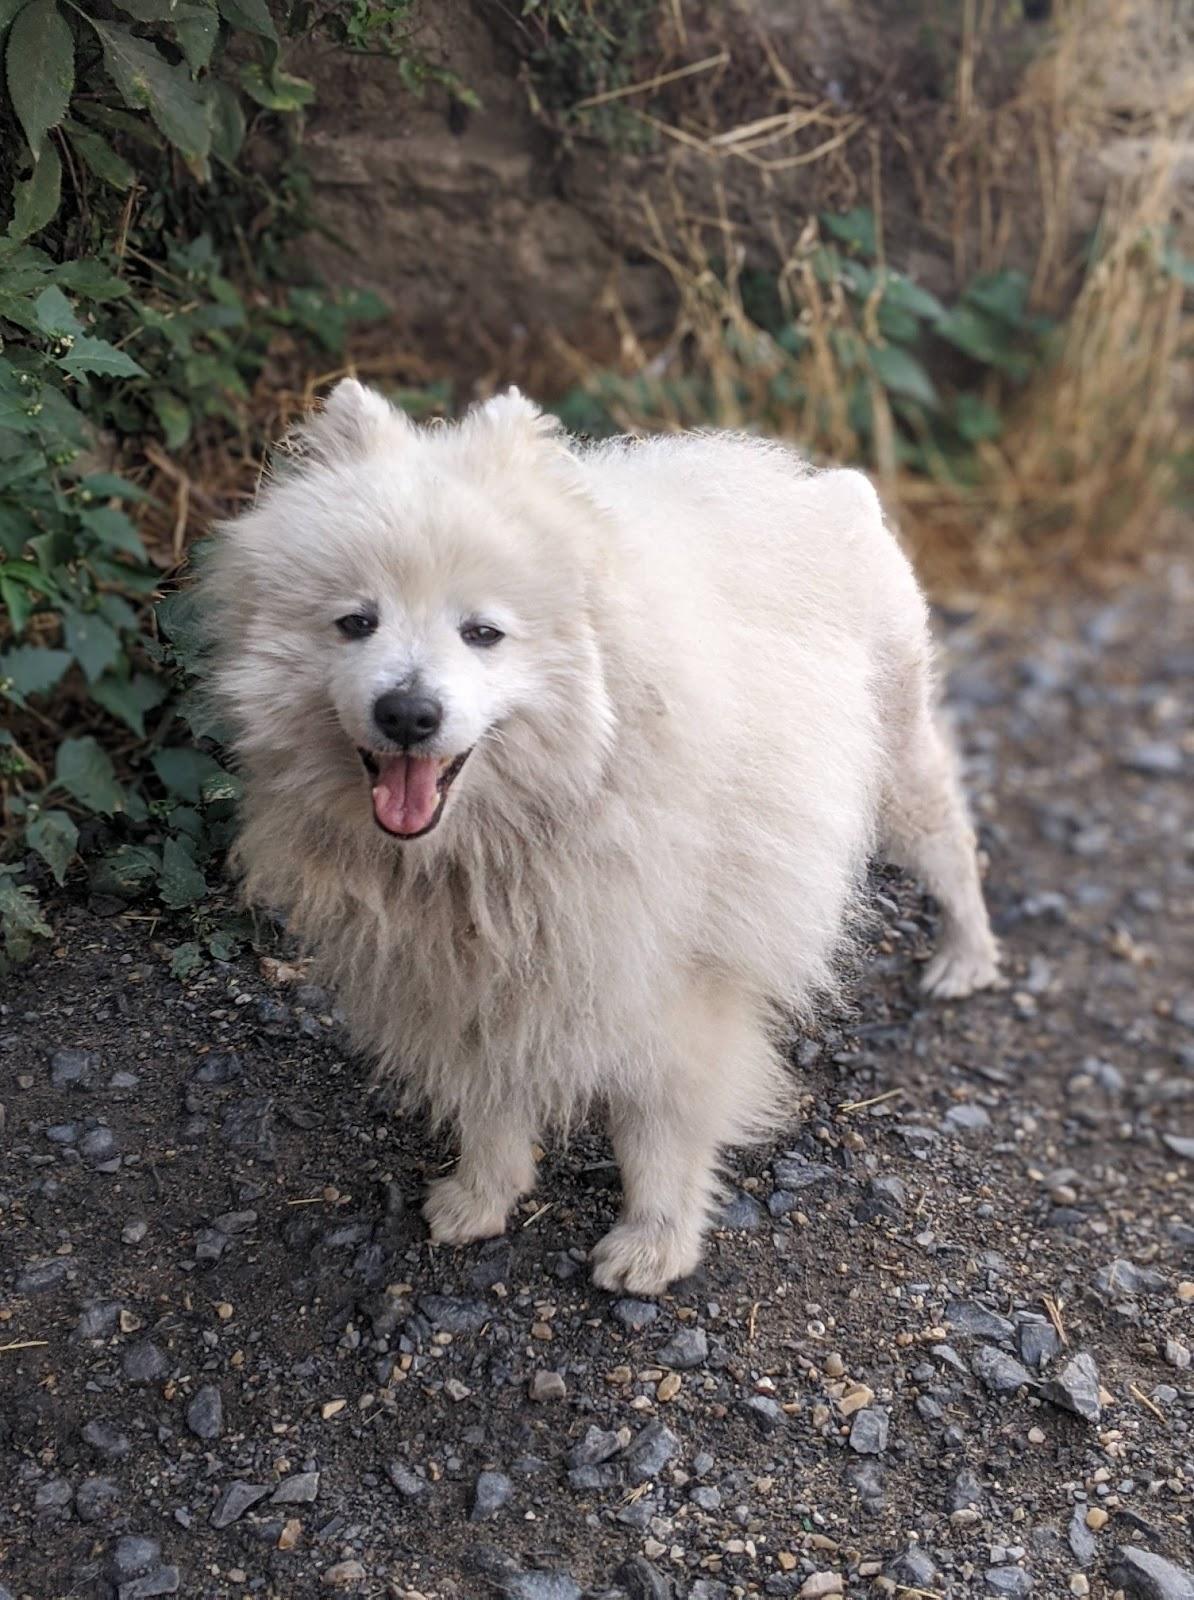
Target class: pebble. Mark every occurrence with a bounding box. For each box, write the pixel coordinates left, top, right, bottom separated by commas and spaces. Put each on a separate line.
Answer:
35, 1478, 73, 1514
272, 1471, 319, 1504
506, 1576, 581, 1600
1110, 1546, 1194, 1600
1018, 1321, 1061, 1368
566, 1426, 623, 1469
49, 1048, 99, 1090
185, 1384, 223, 1440
470, 1470, 513, 1520
1068, 1508, 1097, 1565
719, 1192, 764, 1229
82, 1420, 131, 1460
1043, 1352, 1102, 1423
943, 1103, 992, 1133
624, 1420, 679, 1482
1094, 1260, 1167, 1298
75, 1476, 120, 1522
209, 1481, 271, 1528
16, 1258, 68, 1293
387, 1464, 426, 1499
848, 1407, 889, 1454
122, 1342, 168, 1385
972, 1346, 1032, 1395
743, 1395, 787, 1433
986, 1566, 1033, 1595
112, 1537, 160, 1578
799, 1575, 843, 1598
121, 1218, 149, 1245
946, 1300, 1016, 1341
321, 1561, 366, 1589
657, 1326, 708, 1368
529, 1370, 567, 1401
417, 1294, 489, 1334
615, 1555, 673, 1600
612, 1299, 659, 1332
118, 1572, 180, 1599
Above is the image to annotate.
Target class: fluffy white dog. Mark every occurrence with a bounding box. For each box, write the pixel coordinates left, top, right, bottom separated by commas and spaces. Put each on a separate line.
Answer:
203, 382, 999, 1295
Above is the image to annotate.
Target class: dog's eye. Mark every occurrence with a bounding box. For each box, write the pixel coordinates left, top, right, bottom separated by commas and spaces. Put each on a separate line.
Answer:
461, 622, 504, 648
336, 612, 378, 640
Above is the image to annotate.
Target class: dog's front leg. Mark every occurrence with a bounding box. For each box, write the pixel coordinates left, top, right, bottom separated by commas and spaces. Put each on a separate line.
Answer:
423, 1100, 538, 1246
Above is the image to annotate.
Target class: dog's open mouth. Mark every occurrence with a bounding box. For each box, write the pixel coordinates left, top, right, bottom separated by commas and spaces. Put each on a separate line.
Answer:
357, 748, 471, 839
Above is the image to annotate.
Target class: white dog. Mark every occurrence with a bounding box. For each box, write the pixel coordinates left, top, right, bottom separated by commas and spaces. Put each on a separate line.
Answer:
203, 382, 999, 1295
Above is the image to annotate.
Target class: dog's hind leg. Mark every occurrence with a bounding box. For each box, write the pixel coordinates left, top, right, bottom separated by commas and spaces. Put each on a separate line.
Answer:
591, 973, 784, 1296
879, 656, 1001, 1000
423, 1100, 538, 1246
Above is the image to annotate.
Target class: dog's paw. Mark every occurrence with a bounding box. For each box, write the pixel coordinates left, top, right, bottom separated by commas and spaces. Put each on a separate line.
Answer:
590, 1219, 701, 1297
423, 1177, 510, 1246
921, 942, 1002, 1001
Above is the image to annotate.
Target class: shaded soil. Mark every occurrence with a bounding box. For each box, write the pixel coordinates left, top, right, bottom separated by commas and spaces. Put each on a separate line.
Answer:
1, 558, 1192, 1600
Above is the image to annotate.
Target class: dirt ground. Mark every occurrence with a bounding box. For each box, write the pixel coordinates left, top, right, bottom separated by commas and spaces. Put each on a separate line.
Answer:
1, 554, 1192, 1600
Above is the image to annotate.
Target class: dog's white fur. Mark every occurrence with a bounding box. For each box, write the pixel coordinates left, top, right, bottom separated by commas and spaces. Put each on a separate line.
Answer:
203, 382, 999, 1294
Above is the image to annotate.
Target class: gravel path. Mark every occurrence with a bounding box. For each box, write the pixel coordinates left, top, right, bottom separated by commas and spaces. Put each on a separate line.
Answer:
2, 559, 1192, 1600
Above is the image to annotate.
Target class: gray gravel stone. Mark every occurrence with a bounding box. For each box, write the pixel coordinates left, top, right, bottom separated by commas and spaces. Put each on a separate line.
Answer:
387, 1463, 426, 1498
944, 1103, 992, 1132
122, 1341, 168, 1384
185, 1384, 223, 1440
82, 1420, 130, 1460
848, 1407, 889, 1454
50, 1048, 99, 1090
417, 1294, 489, 1334
470, 1470, 513, 1520
1068, 1508, 1097, 1565
118, 1572, 180, 1600
718, 1192, 763, 1230
986, 1566, 1033, 1595
888, 1548, 939, 1588
612, 1299, 658, 1332
528, 1370, 567, 1401
1094, 1260, 1167, 1298
743, 1395, 786, 1433
209, 1481, 271, 1528
272, 1471, 319, 1504
79, 1125, 118, 1163
656, 1326, 708, 1368
35, 1478, 73, 1514
624, 1420, 679, 1482
971, 1346, 1032, 1395
772, 1154, 838, 1188
75, 1476, 120, 1522
615, 1555, 674, 1600
946, 1300, 1015, 1341
1018, 1320, 1061, 1368
506, 1577, 582, 1600
1161, 1134, 1194, 1161
566, 1426, 623, 1469
1110, 1546, 1194, 1600
1043, 1352, 1102, 1423
16, 1258, 68, 1293
76, 1301, 121, 1339
112, 1537, 160, 1578
191, 1051, 242, 1085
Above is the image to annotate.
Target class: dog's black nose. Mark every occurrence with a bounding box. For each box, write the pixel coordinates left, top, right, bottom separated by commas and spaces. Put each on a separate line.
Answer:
373, 688, 443, 746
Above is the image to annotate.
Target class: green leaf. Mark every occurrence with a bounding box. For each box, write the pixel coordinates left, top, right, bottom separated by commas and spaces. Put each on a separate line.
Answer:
216, 0, 277, 44
76, 471, 148, 501
964, 270, 1028, 326
90, 841, 159, 897
54, 258, 130, 298
200, 768, 241, 804
174, 5, 217, 72
158, 833, 207, 907
111, 0, 211, 19
88, 18, 212, 164
170, 938, 203, 978
66, 123, 136, 190
62, 605, 122, 680
0, 866, 51, 960
57, 334, 146, 379
0, 504, 35, 556
822, 208, 877, 258
933, 304, 1010, 368
8, 142, 60, 239
881, 272, 946, 322
152, 745, 223, 802
81, 503, 146, 559
55, 734, 124, 813
208, 78, 245, 165
952, 392, 1003, 443
239, 61, 314, 110
96, 592, 139, 632
0, 643, 72, 698
25, 807, 77, 884
0, 0, 34, 33
869, 343, 939, 410
33, 283, 82, 337
6, 0, 73, 160
151, 388, 190, 447
92, 668, 167, 735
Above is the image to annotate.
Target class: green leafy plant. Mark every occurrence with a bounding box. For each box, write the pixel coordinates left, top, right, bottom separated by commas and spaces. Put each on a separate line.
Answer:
0, 0, 393, 970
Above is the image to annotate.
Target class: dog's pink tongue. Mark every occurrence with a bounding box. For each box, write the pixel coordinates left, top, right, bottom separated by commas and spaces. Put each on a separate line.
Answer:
372, 754, 440, 836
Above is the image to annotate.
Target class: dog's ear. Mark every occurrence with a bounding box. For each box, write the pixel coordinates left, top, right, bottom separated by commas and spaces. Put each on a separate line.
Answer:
471, 386, 564, 457
290, 378, 410, 467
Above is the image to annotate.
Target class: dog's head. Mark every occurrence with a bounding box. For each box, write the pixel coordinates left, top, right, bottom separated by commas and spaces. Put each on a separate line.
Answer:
205, 383, 615, 846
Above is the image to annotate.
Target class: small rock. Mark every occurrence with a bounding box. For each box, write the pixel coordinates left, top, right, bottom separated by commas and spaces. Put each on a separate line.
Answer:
321, 1561, 366, 1590
529, 1370, 567, 1402
112, 1537, 161, 1578
1094, 1260, 1167, 1298
16, 1258, 68, 1294
191, 1051, 243, 1085
888, 1549, 939, 1589
971, 1346, 1032, 1395
1068, 1508, 1097, 1565
118, 1571, 180, 1600
470, 1470, 513, 1521
186, 1384, 223, 1440
848, 1407, 889, 1454
1110, 1546, 1194, 1600
122, 1342, 168, 1385
272, 1471, 319, 1504
566, 1426, 623, 1469
417, 1294, 489, 1335
1018, 1321, 1061, 1368
35, 1478, 73, 1514
386, 1464, 426, 1499
624, 1419, 679, 1483
209, 1481, 271, 1528
718, 1192, 763, 1230
946, 1300, 1015, 1342
1043, 1352, 1102, 1423
1161, 1134, 1194, 1161
80, 1125, 118, 1164
612, 1299, 658, 1333
121, 1218, 149, 1245
1122, 742, 1183, 776
50, 1048, 99, 1090
82, 1420, 131, 1460
743, 1395, 787, 1433
506, 1576, 581, 1600
657, 1327, 708, 1368
193, 1227, 228, 1264
986, 1567, 1033, 1596
615, 1556, 674, 1600
944, 1103, 992, 1133
77, 1301, 122, 1340
75, 1476, 120, 1522
799, 1575, 843, 1598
